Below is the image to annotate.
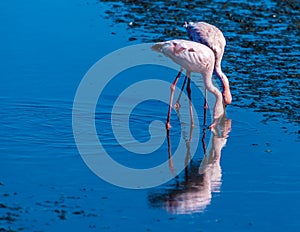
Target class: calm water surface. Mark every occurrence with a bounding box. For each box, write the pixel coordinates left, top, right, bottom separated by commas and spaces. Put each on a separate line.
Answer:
0, 0, 299, 231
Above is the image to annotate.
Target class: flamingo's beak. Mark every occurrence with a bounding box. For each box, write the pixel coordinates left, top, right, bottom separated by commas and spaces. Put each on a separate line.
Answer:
151, 42, 164, 52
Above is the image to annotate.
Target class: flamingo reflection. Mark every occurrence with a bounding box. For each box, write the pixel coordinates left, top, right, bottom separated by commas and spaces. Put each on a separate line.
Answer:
149, 112, 231, 214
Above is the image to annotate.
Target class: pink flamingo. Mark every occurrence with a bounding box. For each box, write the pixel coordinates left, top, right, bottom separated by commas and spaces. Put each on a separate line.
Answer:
152, 40, 224, 129
185, 21, 232, 105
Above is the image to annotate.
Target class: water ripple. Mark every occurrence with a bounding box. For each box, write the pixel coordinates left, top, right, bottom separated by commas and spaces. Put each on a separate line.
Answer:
0, 98, 75, 159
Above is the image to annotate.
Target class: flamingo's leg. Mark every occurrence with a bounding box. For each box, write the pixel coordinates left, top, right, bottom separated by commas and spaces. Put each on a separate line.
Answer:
174, 75, 187, 110
186, 72, 194, 128
166, 68, 183, 130
203, 87, 208, 126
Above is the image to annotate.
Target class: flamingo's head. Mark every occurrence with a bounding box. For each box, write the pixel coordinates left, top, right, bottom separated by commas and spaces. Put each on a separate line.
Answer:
184, 22, 196, 40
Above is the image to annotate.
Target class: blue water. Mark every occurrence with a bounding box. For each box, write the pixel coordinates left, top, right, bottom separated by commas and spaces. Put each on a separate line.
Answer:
1, 1, 299, 231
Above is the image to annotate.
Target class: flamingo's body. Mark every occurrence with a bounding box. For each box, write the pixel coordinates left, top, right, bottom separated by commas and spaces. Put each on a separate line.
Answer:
185, 22, 232, 105
153, 40, 214, 73
152, 39, 224, 128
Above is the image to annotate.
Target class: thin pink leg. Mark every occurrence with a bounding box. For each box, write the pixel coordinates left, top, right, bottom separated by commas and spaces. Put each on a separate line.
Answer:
204, 87, 208, 109
174, 75, 187, 110
203, 87, 208, 126
186, 72, 194, 127
166, 69, 183, 129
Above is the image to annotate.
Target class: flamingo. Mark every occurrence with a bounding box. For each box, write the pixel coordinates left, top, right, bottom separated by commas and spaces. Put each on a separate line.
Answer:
152, 39, 224, 129
185, 21, 232, 105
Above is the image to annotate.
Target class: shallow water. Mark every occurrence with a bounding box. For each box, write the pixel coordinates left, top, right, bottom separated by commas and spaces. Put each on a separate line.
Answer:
1, 0, 300, 231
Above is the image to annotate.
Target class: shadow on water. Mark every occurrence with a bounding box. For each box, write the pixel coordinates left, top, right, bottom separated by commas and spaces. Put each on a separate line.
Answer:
98, 0, 300, 133
148, 104, 232, 214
